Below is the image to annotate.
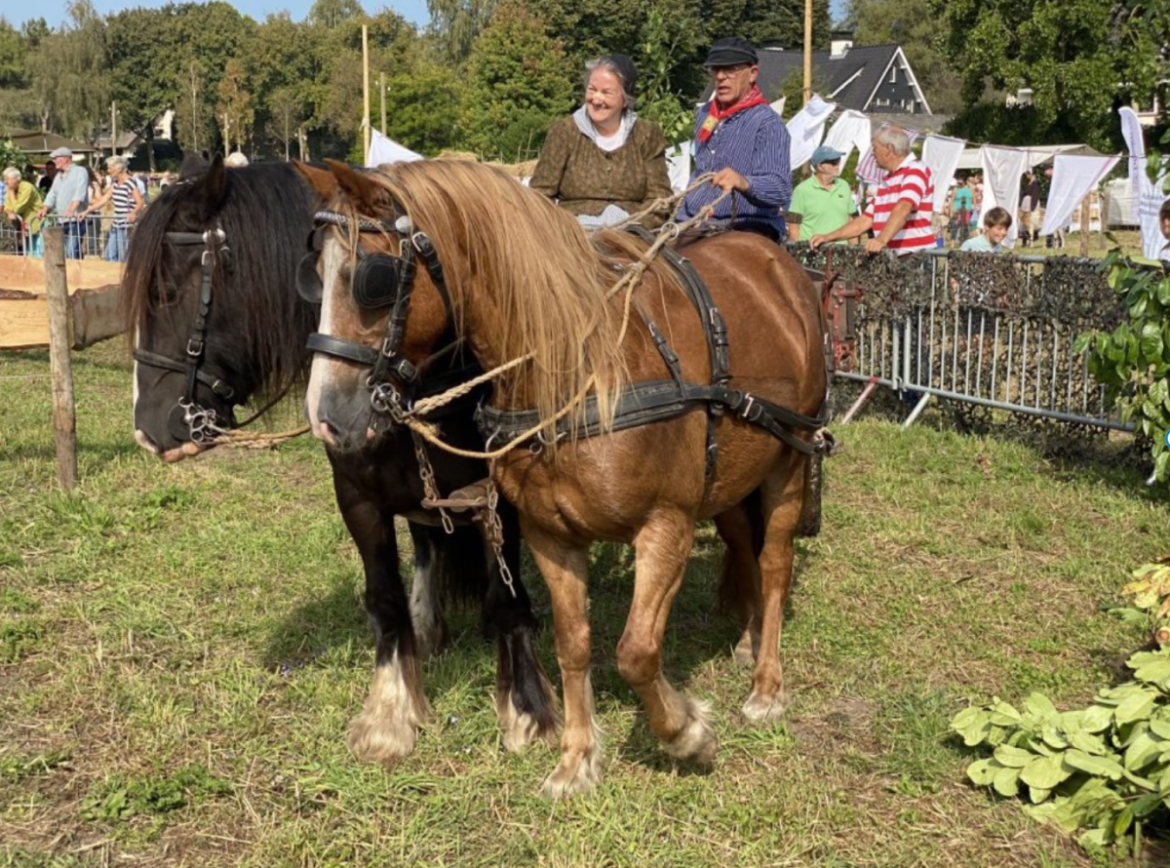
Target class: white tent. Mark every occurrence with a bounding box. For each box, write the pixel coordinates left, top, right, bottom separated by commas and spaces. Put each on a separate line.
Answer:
365, 128, 423, 167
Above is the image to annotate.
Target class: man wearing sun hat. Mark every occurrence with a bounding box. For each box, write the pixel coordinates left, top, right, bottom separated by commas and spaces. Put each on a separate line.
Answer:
786, 144, 858, 243
678, 36, 792, 241
36, 147, 90, 259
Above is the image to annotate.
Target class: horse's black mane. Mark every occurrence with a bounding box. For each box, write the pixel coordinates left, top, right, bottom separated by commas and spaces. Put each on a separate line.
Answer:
123, 160, 318, 405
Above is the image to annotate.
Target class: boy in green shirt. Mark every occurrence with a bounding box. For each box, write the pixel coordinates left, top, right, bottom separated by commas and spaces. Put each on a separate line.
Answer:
787, 145, 857, 243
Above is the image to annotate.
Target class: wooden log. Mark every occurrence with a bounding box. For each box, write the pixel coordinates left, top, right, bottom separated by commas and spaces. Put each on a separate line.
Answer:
43, 228, 78, 490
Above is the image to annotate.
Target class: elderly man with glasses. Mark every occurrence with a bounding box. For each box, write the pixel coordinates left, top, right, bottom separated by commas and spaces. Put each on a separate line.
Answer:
786, 145, 857, 243
677, 37, 792, 241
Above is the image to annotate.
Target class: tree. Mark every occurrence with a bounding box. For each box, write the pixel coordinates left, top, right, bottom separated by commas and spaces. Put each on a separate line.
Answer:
308, 0, 364, 29
936, 0, 1150, 151
27, 1, 110, 143
427, 0, 497, 64
0, 18, 28, 88
847, 0, 962, 114
216, 58, 253, 155
107, 7, 179, 170
636, 1, 703, 145
382, 62, 463, 155
267, 87, 303, 160
461, 2, 574, 160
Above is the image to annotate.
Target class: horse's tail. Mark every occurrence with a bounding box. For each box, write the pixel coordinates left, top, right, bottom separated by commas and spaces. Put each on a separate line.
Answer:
425, 523, 491, 605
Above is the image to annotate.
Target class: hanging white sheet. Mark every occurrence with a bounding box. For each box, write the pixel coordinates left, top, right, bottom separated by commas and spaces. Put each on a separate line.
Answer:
785, 95, 837, 169
1040, 154, 1120, 236
921, 135, 966, 214
979, 146, 1029, 247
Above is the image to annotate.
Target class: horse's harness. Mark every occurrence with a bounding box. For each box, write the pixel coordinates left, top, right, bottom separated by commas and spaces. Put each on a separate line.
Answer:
300, 212, 832, 471
132, 227, 241, 444
295, 210, 472, 423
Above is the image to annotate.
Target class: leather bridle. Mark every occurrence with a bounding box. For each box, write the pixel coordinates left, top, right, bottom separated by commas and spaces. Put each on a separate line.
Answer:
133, 226, 241, 444
303, 210, 462, 422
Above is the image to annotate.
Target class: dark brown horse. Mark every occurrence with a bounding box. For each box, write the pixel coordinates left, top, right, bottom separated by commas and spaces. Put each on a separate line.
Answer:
124, 157, 558, 768
298, 159, 827, 796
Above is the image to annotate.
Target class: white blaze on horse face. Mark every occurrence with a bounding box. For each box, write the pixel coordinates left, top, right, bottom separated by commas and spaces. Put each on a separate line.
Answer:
306, 237, 344, 432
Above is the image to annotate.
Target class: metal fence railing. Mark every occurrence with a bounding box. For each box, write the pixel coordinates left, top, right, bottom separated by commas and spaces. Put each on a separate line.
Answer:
0, 213, 132, 261
792, 244, 1134, 433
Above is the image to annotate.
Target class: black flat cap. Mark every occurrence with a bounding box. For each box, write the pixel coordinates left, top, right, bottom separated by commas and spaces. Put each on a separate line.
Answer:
705, 37, 758, 67
600, 54, 638, 97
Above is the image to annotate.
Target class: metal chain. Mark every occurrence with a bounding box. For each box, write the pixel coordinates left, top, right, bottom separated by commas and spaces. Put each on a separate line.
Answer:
478, 467, 516, 599
411, 431, 455, 535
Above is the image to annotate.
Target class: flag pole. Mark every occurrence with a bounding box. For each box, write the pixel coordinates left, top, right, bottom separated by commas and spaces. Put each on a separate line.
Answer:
803, 0, 812, 105
362, 25, 370, 165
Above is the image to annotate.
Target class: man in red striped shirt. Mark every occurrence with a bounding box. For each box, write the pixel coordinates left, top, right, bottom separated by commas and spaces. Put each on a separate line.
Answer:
810, 126, 935, 256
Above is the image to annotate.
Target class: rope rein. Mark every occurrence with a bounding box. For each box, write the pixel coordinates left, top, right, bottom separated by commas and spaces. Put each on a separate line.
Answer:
206, 174, 732, 453
401, 177, 732, 461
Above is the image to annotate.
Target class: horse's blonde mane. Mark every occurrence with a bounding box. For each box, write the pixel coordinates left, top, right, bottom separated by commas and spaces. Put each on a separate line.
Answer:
367, 160, 629, 439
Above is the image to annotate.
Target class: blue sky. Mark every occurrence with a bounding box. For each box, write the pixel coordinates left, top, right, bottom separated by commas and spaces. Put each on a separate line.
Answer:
7, 0, 850, 32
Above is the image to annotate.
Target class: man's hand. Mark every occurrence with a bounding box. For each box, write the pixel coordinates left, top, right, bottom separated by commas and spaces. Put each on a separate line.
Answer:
865, 237, 886, 255
711, 168, 749, 194
35, 206, 47, 220
809, 235, 828, 251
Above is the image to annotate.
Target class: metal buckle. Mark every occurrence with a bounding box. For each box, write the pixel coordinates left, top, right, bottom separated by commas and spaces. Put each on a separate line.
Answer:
739, 394, 756, 420
186, 338, 204, 357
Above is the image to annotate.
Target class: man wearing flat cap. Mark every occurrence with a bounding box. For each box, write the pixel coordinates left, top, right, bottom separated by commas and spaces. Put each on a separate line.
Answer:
678, 37, 792, 241
36, 147, 90, 259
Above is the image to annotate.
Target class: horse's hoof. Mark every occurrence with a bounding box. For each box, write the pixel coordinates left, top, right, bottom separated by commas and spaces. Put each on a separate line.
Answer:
499, 697, 559, 753
540, 747, 602, 799
412, 617, 447, 661
346, 712, 419, 768
732, 630, 758, 667
663, 698, 717, 764
741, 691, 787, 723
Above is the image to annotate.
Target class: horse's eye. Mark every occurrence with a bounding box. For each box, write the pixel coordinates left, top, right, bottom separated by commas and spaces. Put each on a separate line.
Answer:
151, 281, 179, 309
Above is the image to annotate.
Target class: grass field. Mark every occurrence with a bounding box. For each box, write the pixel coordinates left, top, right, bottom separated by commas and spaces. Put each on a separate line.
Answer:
2, 341, 1169, 867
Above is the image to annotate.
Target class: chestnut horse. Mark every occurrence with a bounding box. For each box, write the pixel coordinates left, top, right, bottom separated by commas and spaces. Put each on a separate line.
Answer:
298, 159, 827, 796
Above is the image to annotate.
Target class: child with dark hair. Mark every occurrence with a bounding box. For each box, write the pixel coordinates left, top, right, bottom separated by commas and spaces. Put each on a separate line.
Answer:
961, 207, 1012, 253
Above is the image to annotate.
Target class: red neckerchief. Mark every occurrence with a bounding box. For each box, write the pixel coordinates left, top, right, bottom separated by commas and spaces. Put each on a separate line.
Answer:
698, 84, 768, 144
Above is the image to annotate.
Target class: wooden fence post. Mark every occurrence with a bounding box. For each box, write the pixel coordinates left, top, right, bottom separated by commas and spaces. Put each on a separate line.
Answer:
1079, 192, 1091, 257
44, 227, 77, 489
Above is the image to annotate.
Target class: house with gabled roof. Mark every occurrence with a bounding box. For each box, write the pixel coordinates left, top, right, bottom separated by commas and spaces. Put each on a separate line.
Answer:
752, 31, 950, 130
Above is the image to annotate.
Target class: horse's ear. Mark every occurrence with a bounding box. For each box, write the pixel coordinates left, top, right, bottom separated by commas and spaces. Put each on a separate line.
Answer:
294, 161, 338, 202
179, 152, 208, 180
325, 158, 387, 214
201, 154, 228, 210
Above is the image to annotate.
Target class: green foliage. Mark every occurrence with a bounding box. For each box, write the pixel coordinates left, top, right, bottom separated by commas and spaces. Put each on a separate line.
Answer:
0, 138, 27, 175
953, 659, 1170, 854
1113, 557, 1170, 646
934, 0, 1158, 151
461, 2, 573, 160
80, 764, 231, 823
428, 0, 498, 64
955, 565, 1170, 853
383, 62, 463, 156
635, 2, 699, 145
1075, 251, 1170, 483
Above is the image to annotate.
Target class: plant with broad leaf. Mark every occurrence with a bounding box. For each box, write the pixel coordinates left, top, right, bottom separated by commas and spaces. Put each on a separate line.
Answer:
1113, 556, 1170, 647
1075, 247, 1170, 483
953, 557, 1170, 854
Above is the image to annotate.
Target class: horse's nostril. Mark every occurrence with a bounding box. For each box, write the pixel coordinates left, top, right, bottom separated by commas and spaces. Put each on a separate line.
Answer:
314, 418, 340, 447
134, 429, 159, 453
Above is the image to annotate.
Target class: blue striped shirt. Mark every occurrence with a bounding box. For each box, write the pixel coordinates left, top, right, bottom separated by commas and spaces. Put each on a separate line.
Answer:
679, 102, 792, 237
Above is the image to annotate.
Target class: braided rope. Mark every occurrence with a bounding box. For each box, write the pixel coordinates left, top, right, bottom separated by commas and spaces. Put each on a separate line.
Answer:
400, 183, 733, 461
